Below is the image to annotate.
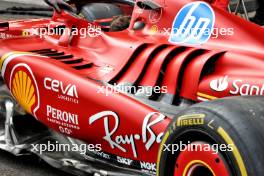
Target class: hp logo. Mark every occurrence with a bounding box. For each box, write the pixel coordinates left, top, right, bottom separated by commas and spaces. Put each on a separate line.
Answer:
169, 2, 215, 45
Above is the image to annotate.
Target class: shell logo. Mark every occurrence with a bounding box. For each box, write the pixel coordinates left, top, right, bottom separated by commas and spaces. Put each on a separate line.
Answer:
10, 64, 39, 115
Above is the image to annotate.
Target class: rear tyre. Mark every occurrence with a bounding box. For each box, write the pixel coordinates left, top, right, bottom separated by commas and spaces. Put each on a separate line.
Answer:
157, 96, 264, 176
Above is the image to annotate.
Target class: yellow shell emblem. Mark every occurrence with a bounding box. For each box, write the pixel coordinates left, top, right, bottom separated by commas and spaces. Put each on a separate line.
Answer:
11, 70, 36, 114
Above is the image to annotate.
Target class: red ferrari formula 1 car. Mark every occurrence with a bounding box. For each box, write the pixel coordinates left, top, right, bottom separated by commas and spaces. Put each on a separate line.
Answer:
0, 0, 263, 175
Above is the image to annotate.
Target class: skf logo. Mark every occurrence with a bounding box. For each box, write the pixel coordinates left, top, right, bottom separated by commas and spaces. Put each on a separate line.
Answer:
10, 64, 39, 115
210, 76, 229, 92
44, 77, 78, 98
169, 2, 215, 45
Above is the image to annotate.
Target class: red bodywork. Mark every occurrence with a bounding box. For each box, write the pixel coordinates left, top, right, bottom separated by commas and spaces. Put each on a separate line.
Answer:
0, 0, 263, 173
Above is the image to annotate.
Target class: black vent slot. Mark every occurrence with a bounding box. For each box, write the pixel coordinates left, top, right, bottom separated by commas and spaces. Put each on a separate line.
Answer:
133, 44, 168, 87
61, 58, 83, 64
30, 49, 55, 54
150, 46, 186, 101
51, 54, 74, 60
0, 22, 9, 28
200, 52, 225, 80
109, 44, 148, 84
72, 62, 93, 70
42, 51, 65, 57
30, 48, 93, 70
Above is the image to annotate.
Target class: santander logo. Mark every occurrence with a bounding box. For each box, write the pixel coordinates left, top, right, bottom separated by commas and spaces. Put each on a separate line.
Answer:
210, 76, 229, 92
209, 76, 264, 96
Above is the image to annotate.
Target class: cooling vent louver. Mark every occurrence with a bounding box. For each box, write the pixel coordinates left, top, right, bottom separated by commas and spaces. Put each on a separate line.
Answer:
30, 49, 93, 70
109, 44, 222, 105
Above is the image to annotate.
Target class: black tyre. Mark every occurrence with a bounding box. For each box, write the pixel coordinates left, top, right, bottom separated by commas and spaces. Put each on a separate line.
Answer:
157, 96, 264, 176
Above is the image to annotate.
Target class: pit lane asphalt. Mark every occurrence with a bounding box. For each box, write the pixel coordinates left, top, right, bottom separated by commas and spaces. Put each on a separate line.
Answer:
0, 1, 74, 176
0, 1, 51, 20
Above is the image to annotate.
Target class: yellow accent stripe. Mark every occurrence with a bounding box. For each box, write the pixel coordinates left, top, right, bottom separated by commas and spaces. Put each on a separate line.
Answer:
217, 127, 247, 176
0, 51, 33, 71
183, 160, 216, 176
156, 131, 170, 176
0, 52, 15, 70
197, 92, 218, 100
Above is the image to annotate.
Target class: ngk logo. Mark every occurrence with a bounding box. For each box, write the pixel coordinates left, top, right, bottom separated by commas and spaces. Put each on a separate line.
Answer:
140, 161, 156, 172
44, 77, 78, 98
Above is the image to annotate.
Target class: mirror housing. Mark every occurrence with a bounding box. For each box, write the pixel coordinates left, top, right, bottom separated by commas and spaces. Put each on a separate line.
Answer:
0, 22, 9, 32
136, 0, 162, 10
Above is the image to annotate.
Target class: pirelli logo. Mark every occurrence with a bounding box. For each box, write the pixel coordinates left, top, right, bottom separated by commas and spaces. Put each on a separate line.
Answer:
176, 114, 205, 127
